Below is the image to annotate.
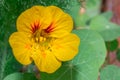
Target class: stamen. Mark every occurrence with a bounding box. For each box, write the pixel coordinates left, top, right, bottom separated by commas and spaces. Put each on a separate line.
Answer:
40, 37, 44, 42
35, 37, 39, 42
43, 37, 46, 41
40, 37, 46, 42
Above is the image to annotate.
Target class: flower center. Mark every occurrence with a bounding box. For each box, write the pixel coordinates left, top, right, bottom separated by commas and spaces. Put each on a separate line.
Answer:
30, 21, 54, 50
31, 21, 55, 42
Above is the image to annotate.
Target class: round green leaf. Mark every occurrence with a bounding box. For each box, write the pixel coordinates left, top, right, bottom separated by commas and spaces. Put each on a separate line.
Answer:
90, 15, 120, 41
40, 29, 106, 80
100, 65, 120, 80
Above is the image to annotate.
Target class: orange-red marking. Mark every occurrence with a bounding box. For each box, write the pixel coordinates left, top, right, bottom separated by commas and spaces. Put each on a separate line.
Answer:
31, 22, 40, 33
45, 23, 54, 33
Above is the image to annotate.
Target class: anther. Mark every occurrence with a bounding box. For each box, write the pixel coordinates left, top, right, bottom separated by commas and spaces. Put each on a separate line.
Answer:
35, 37, 39, 42
39, 37, 46, 42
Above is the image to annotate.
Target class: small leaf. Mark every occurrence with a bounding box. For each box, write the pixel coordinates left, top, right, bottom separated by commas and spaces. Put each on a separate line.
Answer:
40, 30, 106, 80
90, 15, 120, 41
3, 72, 37, 80
100, 65, 120, 80
3, 73, 23, 80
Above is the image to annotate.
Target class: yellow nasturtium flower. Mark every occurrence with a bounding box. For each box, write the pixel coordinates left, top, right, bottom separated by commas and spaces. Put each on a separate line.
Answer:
9, 6, 80, 73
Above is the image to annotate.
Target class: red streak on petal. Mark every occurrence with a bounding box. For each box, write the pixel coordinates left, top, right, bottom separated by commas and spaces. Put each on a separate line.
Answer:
31, 22, 40, 33
45, 23, 54, 33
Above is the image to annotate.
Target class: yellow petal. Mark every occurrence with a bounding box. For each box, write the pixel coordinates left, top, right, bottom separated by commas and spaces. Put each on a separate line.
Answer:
9, 32, 32, 65
45, 6, 73, 37
52, 33, 80, 61
32, 50, 61, 73
17, 6, 51, 34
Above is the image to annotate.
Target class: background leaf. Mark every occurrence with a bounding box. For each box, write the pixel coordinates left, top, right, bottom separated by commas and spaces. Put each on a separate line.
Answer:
101, 11, 113, 20
3, 73, 23, 80
90, 15, 120, 41
86, 0, 101, 18
40, 29, 106, 80
100, 65, 120, 80
68, 0, 102, 27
